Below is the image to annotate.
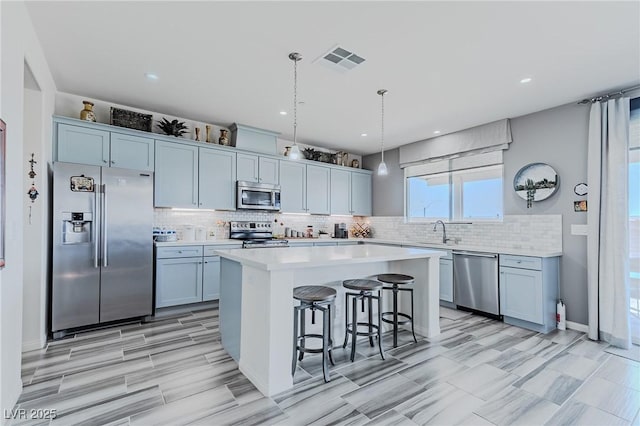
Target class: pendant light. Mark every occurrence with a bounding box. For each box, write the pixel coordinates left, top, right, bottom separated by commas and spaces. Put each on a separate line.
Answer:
288, 52, 302, 160
377, 89, 388, 175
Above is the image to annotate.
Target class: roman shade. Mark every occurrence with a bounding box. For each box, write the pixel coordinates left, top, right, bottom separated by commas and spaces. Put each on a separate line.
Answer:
399, 119, 512, 168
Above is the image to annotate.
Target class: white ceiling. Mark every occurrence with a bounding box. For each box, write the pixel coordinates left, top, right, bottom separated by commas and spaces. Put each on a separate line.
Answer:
26, 1, 640, 155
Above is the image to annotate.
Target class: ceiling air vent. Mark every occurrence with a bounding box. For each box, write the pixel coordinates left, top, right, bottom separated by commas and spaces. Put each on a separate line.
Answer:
315, 45, 365, 72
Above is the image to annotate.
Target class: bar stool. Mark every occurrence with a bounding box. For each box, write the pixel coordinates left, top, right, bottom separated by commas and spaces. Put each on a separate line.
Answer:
342, 279, 385, 362
292, 285, 337, 383
377, 273, 417, 348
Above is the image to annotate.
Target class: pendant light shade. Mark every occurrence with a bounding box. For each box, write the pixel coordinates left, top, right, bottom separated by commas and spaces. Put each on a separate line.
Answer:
377, 89, 388, 176
289, 52, 303, 160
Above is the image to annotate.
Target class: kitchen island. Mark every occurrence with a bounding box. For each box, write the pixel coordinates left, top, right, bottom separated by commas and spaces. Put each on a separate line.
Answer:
215, 244, 445, 396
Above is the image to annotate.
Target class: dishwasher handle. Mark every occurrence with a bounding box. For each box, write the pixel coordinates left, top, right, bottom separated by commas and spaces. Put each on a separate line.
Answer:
452, 251, 497, 258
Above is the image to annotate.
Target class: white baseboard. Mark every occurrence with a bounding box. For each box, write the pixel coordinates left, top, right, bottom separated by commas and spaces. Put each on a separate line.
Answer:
566, 321, 588, 333
22, 334, 47, 352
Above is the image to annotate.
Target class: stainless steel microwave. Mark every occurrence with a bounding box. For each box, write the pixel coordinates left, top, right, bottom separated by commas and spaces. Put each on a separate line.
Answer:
237, 181, 281, 211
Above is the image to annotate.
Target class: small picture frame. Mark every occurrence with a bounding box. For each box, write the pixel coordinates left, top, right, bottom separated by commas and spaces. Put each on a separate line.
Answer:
574, 200, 587, 212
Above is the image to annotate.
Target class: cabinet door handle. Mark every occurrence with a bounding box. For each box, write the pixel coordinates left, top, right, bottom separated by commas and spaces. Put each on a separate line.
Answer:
178, 250, 182, 253
103, 160, 108, 164
110, 160, 115, 164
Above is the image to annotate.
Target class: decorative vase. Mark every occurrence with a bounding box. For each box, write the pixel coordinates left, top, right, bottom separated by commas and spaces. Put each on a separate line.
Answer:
219, 129, 230, 146
80, 100, 96, 122
195, 127, 201, 141
283, 146, 291, 157
206, 125, 212, 143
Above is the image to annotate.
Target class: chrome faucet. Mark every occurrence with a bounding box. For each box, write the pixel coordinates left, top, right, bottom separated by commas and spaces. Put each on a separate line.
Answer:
433, 220, 447, 244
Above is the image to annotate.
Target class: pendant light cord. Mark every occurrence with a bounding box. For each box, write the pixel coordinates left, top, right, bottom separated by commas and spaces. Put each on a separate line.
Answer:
293, 55, 298, 145
380, 90, 385, 163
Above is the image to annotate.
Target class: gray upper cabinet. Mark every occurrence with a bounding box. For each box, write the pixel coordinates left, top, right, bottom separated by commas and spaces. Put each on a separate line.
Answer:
56, 120, 154, 171
237, 153, 279, 184
57, 123, 110, 167
351, 171, 372, 216
306, 164, 330, 215
199, 148, 236, 210
154, 141, 198, 208
279, 161, 306, 213
110, 132, 154, 171
330, 169, 351, 215
237, 153, 259, 182
259, 157, 279, 185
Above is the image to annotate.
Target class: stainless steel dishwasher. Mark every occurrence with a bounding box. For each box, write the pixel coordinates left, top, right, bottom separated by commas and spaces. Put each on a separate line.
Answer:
453, 251, 500, 316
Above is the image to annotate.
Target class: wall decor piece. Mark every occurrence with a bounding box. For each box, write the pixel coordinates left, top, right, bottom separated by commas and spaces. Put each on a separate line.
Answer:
80, 100, 97, 122
110, 107, 152, 132
195, 127, 201, 141
574, 200, 588, 212
514, 162, 559, 208
574, 183, 588, 196
0, 119, 5, 268
157, 118, 188, 137
351, 159, 360, 168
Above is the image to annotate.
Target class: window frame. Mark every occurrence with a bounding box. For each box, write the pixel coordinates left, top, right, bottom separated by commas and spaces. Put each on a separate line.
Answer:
405, 163, 505, 223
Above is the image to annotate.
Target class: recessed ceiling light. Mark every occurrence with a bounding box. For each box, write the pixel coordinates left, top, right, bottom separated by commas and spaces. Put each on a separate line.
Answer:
520, 77, 532, 84
280, 111, 287, 115
434, 130, 441, 134
145, 73, 159, 80
361, 133, 367, 137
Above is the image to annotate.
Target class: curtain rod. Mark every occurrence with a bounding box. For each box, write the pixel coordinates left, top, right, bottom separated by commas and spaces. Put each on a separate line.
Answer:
577, 85, 640, 104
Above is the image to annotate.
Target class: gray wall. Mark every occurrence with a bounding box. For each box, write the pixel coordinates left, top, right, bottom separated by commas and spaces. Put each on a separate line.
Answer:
505, 103, 590, 324
364, 102, 591, 324
362, 148, 404, 216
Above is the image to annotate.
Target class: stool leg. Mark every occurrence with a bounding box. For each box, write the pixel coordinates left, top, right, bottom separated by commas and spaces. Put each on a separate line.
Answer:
351, 295, 358, 362
322, 305, 331, 383
410, 288, 417, 343
342, 293, 349, 349
368, 292, 374, 347
292, 306, 299, 376
328, 302, 335, 366
393, 285, 399, 348
377, 293, 385, 360
298, 308, 306, 361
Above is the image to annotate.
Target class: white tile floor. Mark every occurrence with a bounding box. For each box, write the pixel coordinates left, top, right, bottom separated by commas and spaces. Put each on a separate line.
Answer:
9, 304, 640, 425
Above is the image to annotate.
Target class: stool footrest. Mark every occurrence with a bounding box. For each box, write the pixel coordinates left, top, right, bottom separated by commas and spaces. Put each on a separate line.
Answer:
345, 322, 380, 337
381, 312, 413, 325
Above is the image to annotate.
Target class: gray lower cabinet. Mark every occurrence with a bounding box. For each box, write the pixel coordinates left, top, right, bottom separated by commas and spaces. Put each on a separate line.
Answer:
499, 254, 559, 333
155, 245, 239, 308
439, 257, 454, 304
202, 256, 221, 301
156, 257, 203, 308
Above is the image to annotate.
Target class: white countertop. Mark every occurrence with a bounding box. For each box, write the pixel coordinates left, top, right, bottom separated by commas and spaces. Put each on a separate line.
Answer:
215, 244, 446, 271
154, 237, 562, 258
362, 238, 562, 258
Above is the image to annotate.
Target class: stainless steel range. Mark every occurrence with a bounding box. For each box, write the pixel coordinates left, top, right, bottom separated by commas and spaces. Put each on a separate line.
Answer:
229, 221, 289, 248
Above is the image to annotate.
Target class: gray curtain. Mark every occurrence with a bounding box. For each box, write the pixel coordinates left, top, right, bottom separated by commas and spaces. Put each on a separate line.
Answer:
587, 97, 631, 349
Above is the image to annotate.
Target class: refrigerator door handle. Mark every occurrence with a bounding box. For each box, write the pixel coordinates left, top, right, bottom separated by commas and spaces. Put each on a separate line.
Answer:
94, 187, 99, 268
102, 184, 108, 267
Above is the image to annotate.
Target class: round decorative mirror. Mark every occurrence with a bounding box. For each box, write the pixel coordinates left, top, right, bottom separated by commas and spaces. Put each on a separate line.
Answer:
513, 163, 559, 208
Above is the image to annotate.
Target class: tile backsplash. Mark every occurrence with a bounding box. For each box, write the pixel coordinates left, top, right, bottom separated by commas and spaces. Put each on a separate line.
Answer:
154, 209, 561, 253
365, 215, 562, 252
154, 209, 360, 240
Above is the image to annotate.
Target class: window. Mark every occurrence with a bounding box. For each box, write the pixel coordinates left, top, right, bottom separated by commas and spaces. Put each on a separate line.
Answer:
407, 164, 503, 221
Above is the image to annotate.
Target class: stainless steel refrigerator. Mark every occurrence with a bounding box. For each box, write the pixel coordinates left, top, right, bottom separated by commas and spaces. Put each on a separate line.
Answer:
52, 162, 153, 337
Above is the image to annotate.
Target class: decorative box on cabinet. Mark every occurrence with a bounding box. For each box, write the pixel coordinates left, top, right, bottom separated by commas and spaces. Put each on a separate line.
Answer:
230, 123, 279, 154
499, 254, 559, 333
55, 118, 154, 171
